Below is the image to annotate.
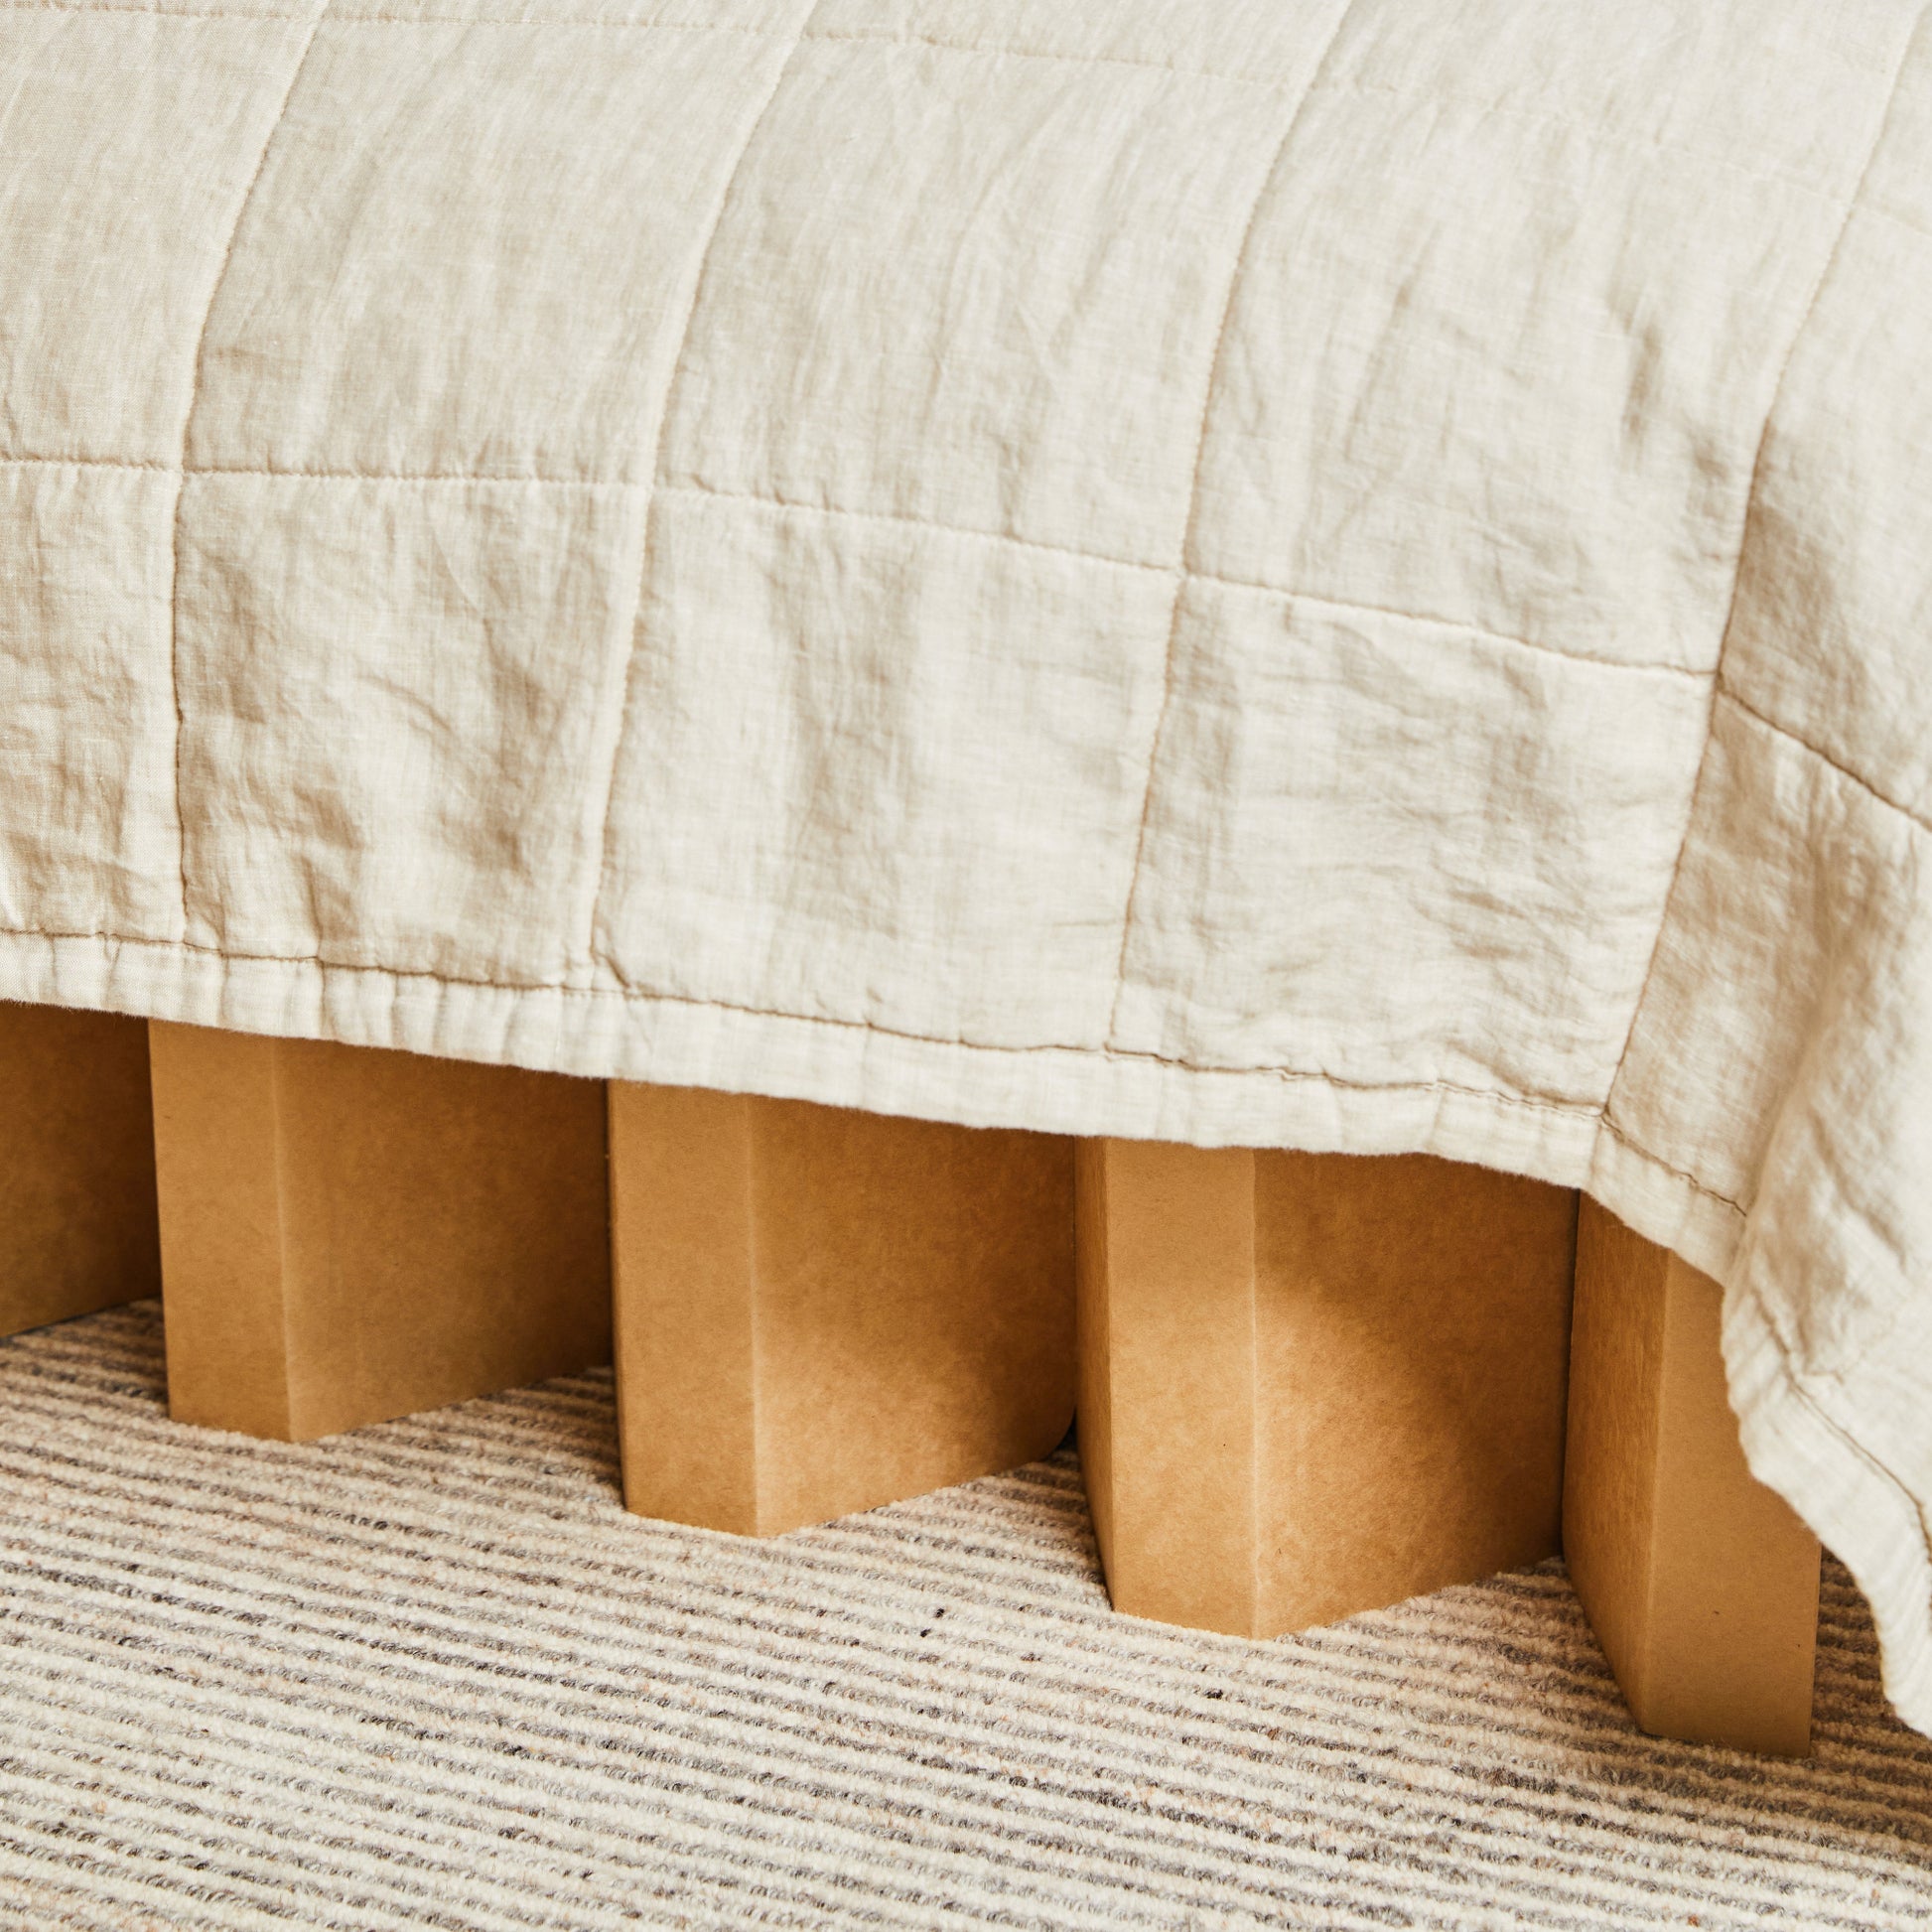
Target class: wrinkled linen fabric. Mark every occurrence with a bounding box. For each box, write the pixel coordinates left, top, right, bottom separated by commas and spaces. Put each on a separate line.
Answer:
2, 0, 1930, 1727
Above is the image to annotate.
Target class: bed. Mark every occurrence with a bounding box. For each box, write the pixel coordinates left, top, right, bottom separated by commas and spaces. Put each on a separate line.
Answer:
3, 0, 1930, 1735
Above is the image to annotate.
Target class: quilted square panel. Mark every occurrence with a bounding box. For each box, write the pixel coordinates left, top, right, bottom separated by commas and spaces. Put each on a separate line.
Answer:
1110, 579, 1712, 1103
1611, 698, 1928, 1270
0, 11, 317, 462
0, 464, 180, 942
187, 13, 810, 481
174, 475, 647, 985
1722, 20, 1932, 823
596, 489, 1173, 1049
1189, 0, 1913, 673
657, 31, 1335, 565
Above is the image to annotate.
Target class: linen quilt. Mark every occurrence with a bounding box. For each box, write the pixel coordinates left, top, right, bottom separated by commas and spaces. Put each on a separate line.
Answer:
4, 0, 1931, 1732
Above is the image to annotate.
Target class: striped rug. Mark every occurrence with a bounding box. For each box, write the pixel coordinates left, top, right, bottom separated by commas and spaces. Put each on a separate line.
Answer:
0, 1304, 1928, 1929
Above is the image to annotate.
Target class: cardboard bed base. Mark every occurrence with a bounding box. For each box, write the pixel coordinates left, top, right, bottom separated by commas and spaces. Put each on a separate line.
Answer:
0, 1011, 1826, 1753
144, 1035, 1077, 1527
608, 1082, 1076, 1536
0, 1002, 160, 1338
147, 1023, 612, 1442
1075, 1140, 1579, 1638
1564, 1196, 1821, 1756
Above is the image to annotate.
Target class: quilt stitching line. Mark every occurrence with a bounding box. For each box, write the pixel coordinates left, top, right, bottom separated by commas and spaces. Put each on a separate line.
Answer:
4, 450, 1721, 684
1, 454, 635, 485
2, 456, 183, 473
1103, 0, 1363, 1054
2, 452, 1717, 680
1595, 1113, 1747, 1218
1200, 578, 1710, 682
658, 483, 1717, 679
661, 477, 1174, 576
1592, 7, 1928, 1132
793, 27, 1272, 87
1719, 683, 1932, 839
579, 0, 822, 978
198, 466, 631, 485
315, 7, 770, 25
0, 0, 781, 27
164, 9, 327, 950
1861, 196, 1932, 251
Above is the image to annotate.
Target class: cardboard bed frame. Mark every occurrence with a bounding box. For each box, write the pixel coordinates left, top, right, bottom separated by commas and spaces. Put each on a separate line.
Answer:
0, 1005, 1820, 1756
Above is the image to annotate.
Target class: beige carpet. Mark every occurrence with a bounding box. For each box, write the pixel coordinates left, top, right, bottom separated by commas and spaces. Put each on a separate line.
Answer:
0, 1304, 1928, 1930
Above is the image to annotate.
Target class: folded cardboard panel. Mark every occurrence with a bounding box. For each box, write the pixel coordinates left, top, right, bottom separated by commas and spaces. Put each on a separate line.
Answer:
1565, 1197, 1820, 1755
1079, 1141, 1579, 1638
0, 1002, 160, 1338
611, 1083, 1076, 1536
150, 1023, 612, 1443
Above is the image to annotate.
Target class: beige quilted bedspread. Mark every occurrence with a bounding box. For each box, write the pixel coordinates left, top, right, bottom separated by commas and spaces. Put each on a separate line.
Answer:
3, 0, 1931, 1728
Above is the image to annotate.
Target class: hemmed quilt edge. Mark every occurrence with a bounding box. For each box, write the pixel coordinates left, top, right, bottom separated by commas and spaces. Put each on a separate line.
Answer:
1726, 1282, 1932, 1740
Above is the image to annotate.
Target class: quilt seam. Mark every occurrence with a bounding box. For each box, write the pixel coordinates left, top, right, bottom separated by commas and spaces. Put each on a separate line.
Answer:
793, 28, 1270, 87
655, 483, 1715, 680
1104, 0, 1364, 1051
0, 0, 781, 26
1592, 9, 1927, 1134
1718, 683, 1932, 839
578, 0, 822, 976
0, 450, 1748, 683
174, 466, 627, 485
297, 5, 768, 23
164, 9, 327, 950
1595, 1120, 1745, 1217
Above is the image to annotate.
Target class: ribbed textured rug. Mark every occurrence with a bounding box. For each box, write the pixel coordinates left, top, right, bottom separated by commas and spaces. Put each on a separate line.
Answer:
0, 1304, 1928, 1930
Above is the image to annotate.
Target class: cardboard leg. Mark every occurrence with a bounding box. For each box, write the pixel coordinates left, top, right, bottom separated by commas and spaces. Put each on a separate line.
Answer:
149, 1023, 611, 1442
0, 1003, 160, 1337
610, 1084, 1075, 1536
1564, 1197, 1820, 1755
1077, 1142, 1578, 1638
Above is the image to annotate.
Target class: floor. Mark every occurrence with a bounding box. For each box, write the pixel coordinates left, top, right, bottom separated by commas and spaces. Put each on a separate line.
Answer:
0, 1301, 1928, 1929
